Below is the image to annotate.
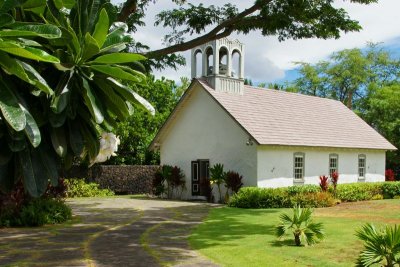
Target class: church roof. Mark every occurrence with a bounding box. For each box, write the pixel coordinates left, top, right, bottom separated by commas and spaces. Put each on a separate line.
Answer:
197, 79, 396, 150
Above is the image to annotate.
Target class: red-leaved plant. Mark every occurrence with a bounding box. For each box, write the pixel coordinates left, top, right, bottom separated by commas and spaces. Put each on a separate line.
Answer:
319, 175, 329, 192
385, 169, 395, 181
331, 172, 339, 196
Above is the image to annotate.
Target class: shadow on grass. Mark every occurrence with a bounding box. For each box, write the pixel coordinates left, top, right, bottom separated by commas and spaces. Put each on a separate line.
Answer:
270, 239, 298, 247
190, 207, 280, 249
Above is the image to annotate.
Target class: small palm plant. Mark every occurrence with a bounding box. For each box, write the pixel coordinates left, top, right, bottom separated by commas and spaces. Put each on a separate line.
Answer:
355, 223, 400, 267
209, 163, 226, 203
275, 205, 325, 246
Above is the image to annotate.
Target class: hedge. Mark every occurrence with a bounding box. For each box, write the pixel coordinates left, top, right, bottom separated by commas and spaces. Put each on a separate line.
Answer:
228, 182, 400, 209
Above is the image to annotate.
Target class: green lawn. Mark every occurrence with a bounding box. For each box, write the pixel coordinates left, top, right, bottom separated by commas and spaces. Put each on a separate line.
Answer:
189, 199, 400, 267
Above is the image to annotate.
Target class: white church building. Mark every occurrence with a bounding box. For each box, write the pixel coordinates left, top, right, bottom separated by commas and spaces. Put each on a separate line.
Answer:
150, 38, 396, 199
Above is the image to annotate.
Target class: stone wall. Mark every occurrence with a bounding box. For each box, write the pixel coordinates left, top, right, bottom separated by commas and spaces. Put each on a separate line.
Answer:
65, 165, 160, 195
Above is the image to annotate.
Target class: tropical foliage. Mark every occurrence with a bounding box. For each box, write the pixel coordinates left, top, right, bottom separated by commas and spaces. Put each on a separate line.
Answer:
152, 165, 185, 198
0, 0, 153, 197
209, 163, 226, 203
356, 223, 400, 267
64, 178, 114, 198
108, 76, 189, 165
275, 205, 325, 246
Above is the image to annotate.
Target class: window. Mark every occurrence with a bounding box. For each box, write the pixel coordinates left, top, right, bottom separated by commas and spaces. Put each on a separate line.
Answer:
358, 154, 366, 179
293, 153, 305, 180
329, 154, 339, 177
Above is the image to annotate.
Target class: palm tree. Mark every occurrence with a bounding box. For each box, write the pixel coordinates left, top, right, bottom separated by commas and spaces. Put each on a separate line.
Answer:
275, 205, 325, 246
356, 223, 400, 267
209, 163, 226, 203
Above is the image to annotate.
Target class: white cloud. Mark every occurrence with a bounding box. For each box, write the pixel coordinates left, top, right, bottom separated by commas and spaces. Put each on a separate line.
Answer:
113, 0, 400, 82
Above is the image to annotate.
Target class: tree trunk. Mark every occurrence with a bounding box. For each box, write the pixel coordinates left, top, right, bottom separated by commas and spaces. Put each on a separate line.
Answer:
294, 234, 301, 246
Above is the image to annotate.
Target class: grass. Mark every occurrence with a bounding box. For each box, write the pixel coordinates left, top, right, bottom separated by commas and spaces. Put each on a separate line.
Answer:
189, 199, 400, 267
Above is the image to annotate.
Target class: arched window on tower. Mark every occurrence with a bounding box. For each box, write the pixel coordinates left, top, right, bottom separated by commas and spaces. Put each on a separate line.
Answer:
232, 49, 242, 79
219, 46, 229, 76
205, 46, 214, 76
193, 49, 203, 78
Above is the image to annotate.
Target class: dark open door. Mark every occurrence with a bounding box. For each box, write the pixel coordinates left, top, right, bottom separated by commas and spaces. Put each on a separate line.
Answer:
191, 160, 209, 196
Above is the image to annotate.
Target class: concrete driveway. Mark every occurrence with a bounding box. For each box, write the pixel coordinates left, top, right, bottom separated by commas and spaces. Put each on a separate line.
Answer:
0, 197, 219, 267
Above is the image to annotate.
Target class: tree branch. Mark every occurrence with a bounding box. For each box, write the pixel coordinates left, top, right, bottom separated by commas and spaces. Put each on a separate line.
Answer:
118, 0, 138, 22
146, 0, 272, 58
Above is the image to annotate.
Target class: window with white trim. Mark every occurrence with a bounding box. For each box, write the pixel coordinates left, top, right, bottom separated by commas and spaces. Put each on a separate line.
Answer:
329, 154, 339, 177
358, 154, 366, 179
293, 153, 305, 180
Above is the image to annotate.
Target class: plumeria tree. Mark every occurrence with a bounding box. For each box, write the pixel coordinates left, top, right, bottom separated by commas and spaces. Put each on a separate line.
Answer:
0, 0, 153, 197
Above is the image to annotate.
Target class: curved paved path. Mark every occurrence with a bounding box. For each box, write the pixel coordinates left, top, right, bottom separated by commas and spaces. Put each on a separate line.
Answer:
0, 197, 219, 267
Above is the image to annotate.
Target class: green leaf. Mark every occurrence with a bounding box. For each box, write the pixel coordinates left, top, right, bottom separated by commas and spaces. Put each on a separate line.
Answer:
2, 24, 62, 39
81, 77, 104, 124
80, 122, 99, 163
0, 51, 30, 82
68, 120, 84, 156
66, 23, 81, 56
20, 105, 41, 148
7, 138, 26, 152
37, 144, 59, 186
81, 32, 100, 62
92, 8, 109, 48
91, 53, 146, 64
19, 60, 54, 95
107, 78, 155, 115
100, 24, 131, 53
91, 65, 141, 82
0, 80, 26, 131
0, 0, 20, 13
0, 13, 14, 27
19, 148, 48, 197
49, 110, 67, 128
22, 0, 46, 9
50, 126, 67, 157
0, 41, 60, 63
95, 80, 130, 120
53, 0, 75, 9
50, 71, 73, 113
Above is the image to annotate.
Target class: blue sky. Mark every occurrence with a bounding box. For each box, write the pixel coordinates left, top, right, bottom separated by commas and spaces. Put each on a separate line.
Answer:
274, 39, 400, 85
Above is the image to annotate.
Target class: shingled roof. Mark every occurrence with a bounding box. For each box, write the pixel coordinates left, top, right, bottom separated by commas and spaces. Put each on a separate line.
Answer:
197, 79, 396, 150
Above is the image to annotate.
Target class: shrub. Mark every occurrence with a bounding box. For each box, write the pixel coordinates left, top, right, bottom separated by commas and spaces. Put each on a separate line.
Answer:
275, 205, 325, 246
152, 169, 165, 196
291, 192, 337, 208
319, 176, 329, 192
64, 179, 115, 198
286, 185, 320, 195
228, 187, 335, 209
19, 198, 72, 227
1, 180, 71, 227
382, 182, 400, 199
225, 171, 244, 194
334, 183, 383, 202
170, 166, 186, 197
385, 169, 396, 181
229, 182, 400, 209
1, 197, 72, 227
151, 165, 185, 199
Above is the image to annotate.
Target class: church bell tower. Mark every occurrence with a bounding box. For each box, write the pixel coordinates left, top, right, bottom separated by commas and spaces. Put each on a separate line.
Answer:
191, 38, 245, 95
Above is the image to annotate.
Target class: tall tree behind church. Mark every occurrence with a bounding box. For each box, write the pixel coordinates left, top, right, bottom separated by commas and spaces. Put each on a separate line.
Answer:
292, 44, 400, 110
